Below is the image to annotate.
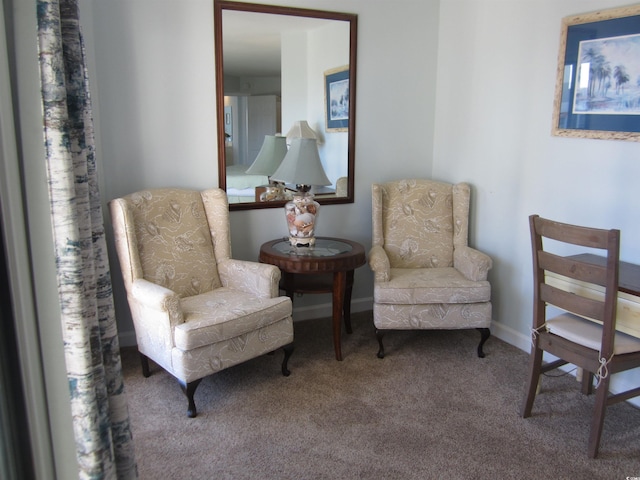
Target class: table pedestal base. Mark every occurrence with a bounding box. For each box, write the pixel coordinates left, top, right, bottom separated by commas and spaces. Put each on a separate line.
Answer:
282, 270, 355, 360
259, 237, 366, 361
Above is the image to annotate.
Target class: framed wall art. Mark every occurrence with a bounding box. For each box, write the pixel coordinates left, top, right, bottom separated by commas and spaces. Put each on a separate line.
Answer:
324, 66, 349, 132
552, 4, 640, 141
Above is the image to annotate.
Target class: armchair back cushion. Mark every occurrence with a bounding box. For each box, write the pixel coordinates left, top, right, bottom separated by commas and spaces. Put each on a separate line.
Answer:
372, 179, 470, 269
124, 189, 222, 297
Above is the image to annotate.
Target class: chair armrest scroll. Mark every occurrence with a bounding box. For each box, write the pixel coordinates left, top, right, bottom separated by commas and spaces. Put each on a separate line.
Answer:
454, 246, 493, 281
218, 259, 281, 298
368, 245, 391, 282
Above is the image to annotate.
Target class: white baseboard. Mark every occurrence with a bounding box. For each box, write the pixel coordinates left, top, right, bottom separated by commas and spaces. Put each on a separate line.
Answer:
490, 319, 531, 353
288, 296, 374, 322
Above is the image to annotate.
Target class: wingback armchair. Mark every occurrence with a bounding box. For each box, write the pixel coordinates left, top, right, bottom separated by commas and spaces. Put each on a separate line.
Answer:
369, 179, 493, 358
109, 188, 294, 417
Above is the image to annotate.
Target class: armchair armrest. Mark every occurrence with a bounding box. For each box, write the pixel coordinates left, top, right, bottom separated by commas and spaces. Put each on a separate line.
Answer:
129, 279, 184, 352
130, 279, 184, 325
454, 245, 493, 282
218, 259, 281, 298
131, 278, 176, 305
368, 245, 391, 282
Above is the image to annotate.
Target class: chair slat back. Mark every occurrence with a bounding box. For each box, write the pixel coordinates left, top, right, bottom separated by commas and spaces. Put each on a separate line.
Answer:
539, 283, 606, 322
530, 215, 620, 355
538, 251, 608, 287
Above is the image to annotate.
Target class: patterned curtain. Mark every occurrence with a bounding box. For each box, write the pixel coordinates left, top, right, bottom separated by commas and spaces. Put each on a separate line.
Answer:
36, 1, 137, 478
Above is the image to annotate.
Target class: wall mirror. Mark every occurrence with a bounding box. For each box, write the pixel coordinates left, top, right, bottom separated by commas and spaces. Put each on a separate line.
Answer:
214, 0, 357, 210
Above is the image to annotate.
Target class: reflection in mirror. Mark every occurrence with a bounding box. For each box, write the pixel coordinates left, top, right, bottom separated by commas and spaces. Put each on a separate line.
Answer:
214, 0, 357, 210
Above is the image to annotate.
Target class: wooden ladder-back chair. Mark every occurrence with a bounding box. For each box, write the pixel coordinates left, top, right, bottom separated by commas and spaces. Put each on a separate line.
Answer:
521, 215, 640, 458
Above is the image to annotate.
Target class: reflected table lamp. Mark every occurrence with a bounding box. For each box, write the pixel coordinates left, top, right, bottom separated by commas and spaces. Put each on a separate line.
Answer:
270, 137, 330, 247
245, 135, 288, 201
285, 120, 321, 146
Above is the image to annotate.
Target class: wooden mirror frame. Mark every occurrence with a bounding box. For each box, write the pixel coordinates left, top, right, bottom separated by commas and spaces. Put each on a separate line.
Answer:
214, 0, 357, 210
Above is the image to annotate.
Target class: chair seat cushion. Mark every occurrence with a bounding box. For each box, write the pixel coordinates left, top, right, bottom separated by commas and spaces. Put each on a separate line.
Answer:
547, 313, 640, 355
174, 287, 292, 350
374, 267, 491, 304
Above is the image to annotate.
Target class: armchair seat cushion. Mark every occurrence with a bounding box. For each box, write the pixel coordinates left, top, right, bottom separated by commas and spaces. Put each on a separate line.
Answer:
174, 288, 292, 350
374, 267, 491, 304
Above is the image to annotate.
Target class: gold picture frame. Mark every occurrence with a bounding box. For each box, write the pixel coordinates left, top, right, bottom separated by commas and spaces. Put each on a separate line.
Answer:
552, 4, 640, 142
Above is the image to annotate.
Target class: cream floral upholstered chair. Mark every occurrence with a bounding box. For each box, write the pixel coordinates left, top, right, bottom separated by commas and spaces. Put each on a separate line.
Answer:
110, 188, 294, 417
369, 179, 493, 358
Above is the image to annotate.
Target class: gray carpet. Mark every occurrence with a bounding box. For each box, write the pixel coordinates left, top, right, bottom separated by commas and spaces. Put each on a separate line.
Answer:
121, 311, 640, 479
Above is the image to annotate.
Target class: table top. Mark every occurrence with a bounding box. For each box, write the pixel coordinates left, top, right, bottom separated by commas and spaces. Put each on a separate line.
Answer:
569, 253, 640, 297
259, 237, 366, 273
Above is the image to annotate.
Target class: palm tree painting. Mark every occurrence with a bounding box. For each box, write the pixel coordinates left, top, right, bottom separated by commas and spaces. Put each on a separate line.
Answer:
574, 33, 640, 114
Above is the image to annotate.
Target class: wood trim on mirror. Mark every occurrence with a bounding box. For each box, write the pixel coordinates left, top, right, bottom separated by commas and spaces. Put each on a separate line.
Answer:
214, 0, 357, 210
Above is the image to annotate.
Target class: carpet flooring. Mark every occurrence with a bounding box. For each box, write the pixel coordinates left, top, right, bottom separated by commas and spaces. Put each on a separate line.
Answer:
121, 311, 640, 479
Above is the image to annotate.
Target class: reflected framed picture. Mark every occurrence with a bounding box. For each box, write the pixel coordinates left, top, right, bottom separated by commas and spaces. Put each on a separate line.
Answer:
552, 4, 640, 141
324, 66, 349, 132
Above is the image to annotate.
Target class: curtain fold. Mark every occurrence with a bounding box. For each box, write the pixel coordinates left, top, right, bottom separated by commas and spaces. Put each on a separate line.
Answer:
36, 1, 137, 478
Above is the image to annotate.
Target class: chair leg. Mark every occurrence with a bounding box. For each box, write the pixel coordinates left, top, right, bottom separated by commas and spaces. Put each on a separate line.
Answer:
375, 328, 385, 359
521, 346, 544, 418
140, 353, 151, 377
588, 375, 610, 458
281, 343, 294, 377
476, 328, 490, 358
343, 270, 355, 334
179, 378, 203, 418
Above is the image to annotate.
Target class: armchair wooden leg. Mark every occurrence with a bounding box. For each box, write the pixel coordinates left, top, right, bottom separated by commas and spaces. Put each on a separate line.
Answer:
281, 343, 294, 377
140, 353, 151, 377
375, 328, 385, 359
476, 328, 490, 358
179, 378, 203, 418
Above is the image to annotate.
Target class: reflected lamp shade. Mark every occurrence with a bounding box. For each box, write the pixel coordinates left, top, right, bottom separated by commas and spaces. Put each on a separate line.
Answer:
285, 120, 321, 146
270, 138, 331, 189
245, 135, 287, 176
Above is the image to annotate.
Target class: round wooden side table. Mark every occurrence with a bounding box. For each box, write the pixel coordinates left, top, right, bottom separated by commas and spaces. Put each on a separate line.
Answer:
259, 237, 366, 360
